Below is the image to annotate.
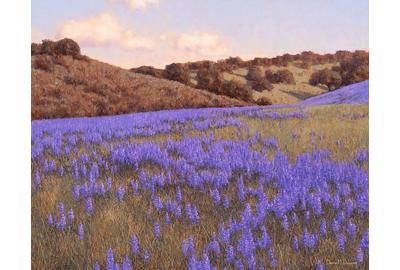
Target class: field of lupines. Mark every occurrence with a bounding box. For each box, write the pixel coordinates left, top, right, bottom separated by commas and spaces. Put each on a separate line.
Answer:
31, 104, 368, 269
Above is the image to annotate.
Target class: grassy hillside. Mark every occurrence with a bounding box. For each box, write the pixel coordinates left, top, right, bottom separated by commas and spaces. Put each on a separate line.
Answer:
31, 39, 247, 120
132, 51, 368, 106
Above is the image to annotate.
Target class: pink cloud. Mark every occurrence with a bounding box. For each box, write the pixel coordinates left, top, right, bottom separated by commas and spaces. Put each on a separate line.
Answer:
58, 13, 155, 51
161, 31, 231, 57
31, 28, 47, 43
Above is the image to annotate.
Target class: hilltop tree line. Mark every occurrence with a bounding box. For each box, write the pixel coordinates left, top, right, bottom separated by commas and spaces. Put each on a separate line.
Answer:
132, 50, 369, 103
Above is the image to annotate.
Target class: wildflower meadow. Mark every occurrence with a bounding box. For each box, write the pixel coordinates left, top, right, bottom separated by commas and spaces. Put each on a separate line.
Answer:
31, 104, 368, 269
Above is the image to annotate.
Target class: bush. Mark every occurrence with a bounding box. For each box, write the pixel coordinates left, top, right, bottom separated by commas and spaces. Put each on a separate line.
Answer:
196, 67, 224, 93
164, 63, 191, 84
40, 40, 56, 55
338, 51, 369, 85
131, 66, 164, 78
215, 60, 232, 72
309, 68, 342, 90
295, 61, 311, 69
246, 66, 264, 82
32, 38, 83, 59
33, 57, 54, 72
334, 50, 353, 62
220, 79, 253, 102
31, 43, 42, 55
255, 96, 273, 106
188, 60, 215, 70
271, 56, 288, 67
247, 66, 273, 91
265, 69, 296, 84
251, 79, 274, 92
54, 38, 81, 58
225, 56, 245, 68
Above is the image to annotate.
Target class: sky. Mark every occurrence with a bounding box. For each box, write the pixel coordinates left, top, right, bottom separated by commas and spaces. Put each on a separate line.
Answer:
32, 0, 369, 69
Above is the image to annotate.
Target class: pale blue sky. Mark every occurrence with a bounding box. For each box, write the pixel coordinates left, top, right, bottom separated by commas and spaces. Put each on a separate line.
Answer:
32, 0, 368, 68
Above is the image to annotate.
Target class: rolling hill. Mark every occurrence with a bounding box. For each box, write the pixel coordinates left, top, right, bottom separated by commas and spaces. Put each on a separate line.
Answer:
31, 39, 247, 120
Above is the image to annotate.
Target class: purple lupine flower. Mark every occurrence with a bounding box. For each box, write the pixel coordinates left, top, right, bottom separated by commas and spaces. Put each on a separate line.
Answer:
347, 220, 357, 239
122, 255, 132, 270
116, 186, 125, 202
282, 215, 289, 231
131, 234, 139, 255
345, 199, 355, 217
360, 229, 369, 250
164, 213, 171, 224
58, 166, 64, 177
130, 181, 139, 196
291, 212, 299, 224
85, 197, 94, 215
336, 211, 346, 224
47, 213, 54, 226
58, 202, 65, 215
176, 187, 182, 202
97, 182, 106, 196
356, 247, 364, 263
331, 219, 340, 233
188, 253, 198, 270
182, 236, 195, 257
143, 250, 150, 264
223, 195, 230, 209
316, 260, 325, 270
114, 263, 120, 270
259, 226, 272, 249
182, 239, 190, 257
106, 177, 113, 192
304, 211, 311, 224
154, 222, 161, 239
219, 224, 230, 244
268, 248, 277, 268
106, 248, 115, 270
72, 185, 80, 201
58, 214, 66, 231
78, 223, 84, 240
34, 171, 41, 188
320, 219, 327, 237
226, 245, 235, 263
332, 194, 341, 210
208, 237, 221, 256
202, 253, 211, 270
292, 236, 299, 253
173, 204, 182, 218
68, 208, 74, 223
336, 233, 347, 252
234, 259, 244, 270
93, 262, 100, 270
152, 196, 163, 211
210, 188, 221, 205
187, 204, 199, 224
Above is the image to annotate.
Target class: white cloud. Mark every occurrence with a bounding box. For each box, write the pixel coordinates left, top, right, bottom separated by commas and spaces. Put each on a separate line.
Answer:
58, 13, 154, 51
164, 31, 231, 57
109, 0, 159, 10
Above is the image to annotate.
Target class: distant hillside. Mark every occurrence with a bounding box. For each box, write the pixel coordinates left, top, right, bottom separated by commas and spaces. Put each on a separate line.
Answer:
131, 51, 368, 105
300, 80, 369, 106
31, 39, 247, 120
